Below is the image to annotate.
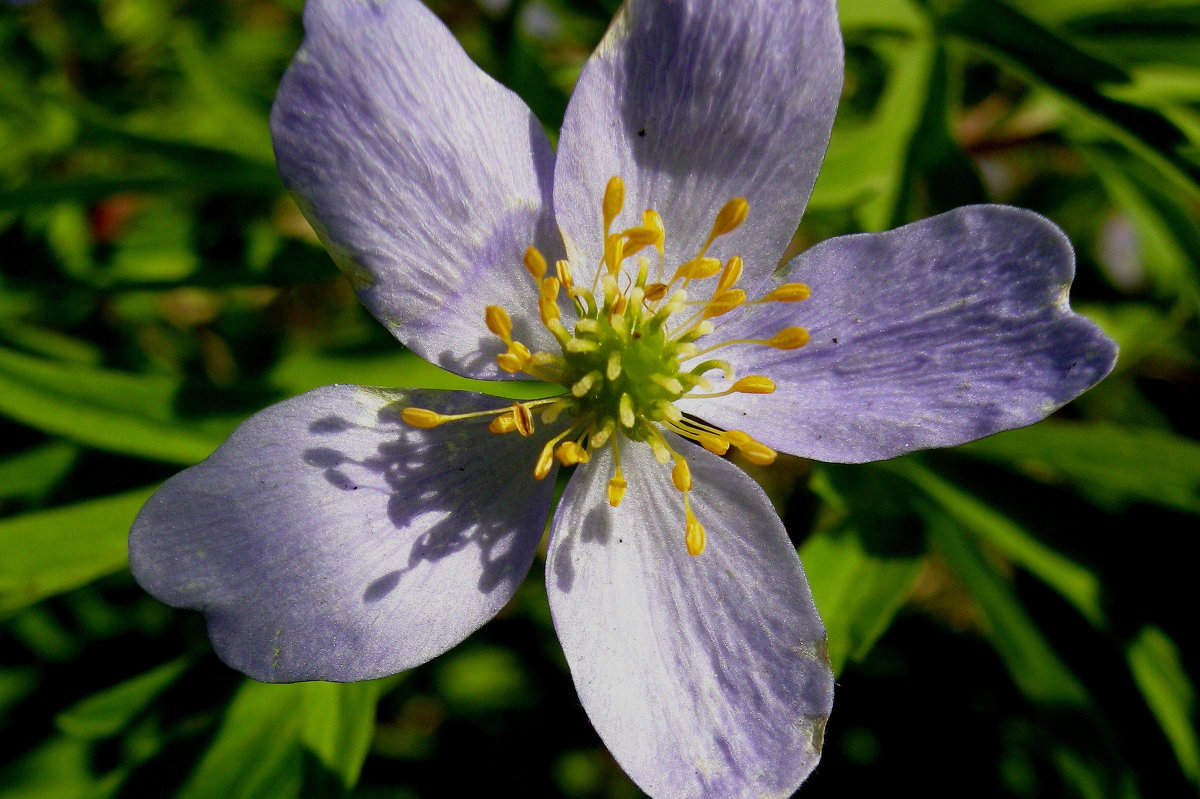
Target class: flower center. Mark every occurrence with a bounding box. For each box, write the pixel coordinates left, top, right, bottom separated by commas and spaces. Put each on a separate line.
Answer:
401, 176, 812, 556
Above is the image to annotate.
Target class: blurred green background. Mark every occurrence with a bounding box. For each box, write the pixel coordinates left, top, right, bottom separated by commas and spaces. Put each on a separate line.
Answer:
1, 0, 1198, 796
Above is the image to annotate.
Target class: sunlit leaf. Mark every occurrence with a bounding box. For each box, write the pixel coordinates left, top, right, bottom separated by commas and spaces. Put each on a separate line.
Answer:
0, 487, 153, 614
920, 0, 1200, 200
894, 461, 1104, 625
0, 442, 78, 503
800, 524, 924, 674
1127, 626, 1200, 785
922, 509, 1090, 706
56, 658, 189, 740
270, 348, 555, 401
0, 346, 240, 464
176, 678, 394, 799
960, 421, 1200, 514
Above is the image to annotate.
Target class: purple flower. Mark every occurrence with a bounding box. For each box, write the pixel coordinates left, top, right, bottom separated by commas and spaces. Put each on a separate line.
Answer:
129, 0, 1117, 796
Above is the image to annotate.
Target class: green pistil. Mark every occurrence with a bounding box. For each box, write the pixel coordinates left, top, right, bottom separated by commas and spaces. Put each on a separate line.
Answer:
556, 304, 697, 436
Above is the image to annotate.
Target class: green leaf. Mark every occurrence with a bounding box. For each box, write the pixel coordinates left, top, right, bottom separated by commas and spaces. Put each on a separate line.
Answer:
893, 461, 1104, 625
271, 348, 556, 401
0, 441, 79, 503
800, 524, 924, 674
0, 487, 153, 614
1127, 626, 1200, 785
803, 465, 927, 673
961, 421, 1200, 514
0, 346, 241, 464
1083, 145, 1200, 298
923, 509, 1090, 706
177, 679, 394, 799
919, 0, 1200, 200
811, 14, 936, 227
56, 658, 189, 740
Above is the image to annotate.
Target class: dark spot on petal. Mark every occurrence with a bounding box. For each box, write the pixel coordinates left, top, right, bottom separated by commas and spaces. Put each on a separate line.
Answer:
831, 337, 838, 344
637, 128, 646, 137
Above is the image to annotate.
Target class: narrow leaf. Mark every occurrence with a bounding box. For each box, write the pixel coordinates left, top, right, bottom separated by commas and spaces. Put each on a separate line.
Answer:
0, 487, 154, 614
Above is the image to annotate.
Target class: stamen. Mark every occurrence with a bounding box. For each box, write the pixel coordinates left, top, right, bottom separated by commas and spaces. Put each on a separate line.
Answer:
672, 458, 691, 492
684, 496, 706, 556
687, 375, 775, 399
710, 197, 749, 239
759, 282, 810, 302
571, 371, 601, 397
674, 257, 722, 282
485, 305, 513, 340
603, 176, 625, 234
608, 438, 626, 506
555, 440, 590, 466
766, 327, 810, 349
715, 256, 743, 294
401, 408, 447, 428
606, 351, 622, 380
618, 393, 635, 428
512, 402, 535, 437
523, 247, 548, 282
488, 413, 517, 434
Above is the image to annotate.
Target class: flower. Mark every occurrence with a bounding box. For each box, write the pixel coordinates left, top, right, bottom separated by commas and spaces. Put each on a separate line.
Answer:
129, 0, 1118, 797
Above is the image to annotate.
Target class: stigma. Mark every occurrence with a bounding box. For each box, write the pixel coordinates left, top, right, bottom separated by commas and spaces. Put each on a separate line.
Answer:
402, 176, 810, 556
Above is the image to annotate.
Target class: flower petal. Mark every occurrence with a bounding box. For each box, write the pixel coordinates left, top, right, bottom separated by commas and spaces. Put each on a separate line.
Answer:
271, 0, 561, 379
130, 386, 558, 682
546, 438, 831, 799
678, 206, 1119, 462
554, 0, 842, 288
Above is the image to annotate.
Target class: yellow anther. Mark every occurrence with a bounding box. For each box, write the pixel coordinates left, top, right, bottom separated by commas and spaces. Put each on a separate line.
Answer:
730, 375, 776, 394
607, 474, 627, 507
496, 340, 531, 373
675, 257, 723, 281
672, 458, 692, 492
606, 350, 622, 380
485, 305, 513, 339
539, 277, 561, 325
698, 433, 730, 455
611, 294, 628, 316
497, 351, 525, 373
641, 209, 665, 256
512, 402, 535, 437
623, 223, 660, 252
524, 246, 547, 281
619, 393, 636, 428
571, 371, 600, 397
761, 282, 810, 302
534, 441, 556, 480
643, 283, 668, 302
488, 413, 517, 434
556, 259, 575, 292
716, 256, 743, 294
724, 430, 777, 465
710, 197, 749, 239
704, 289, 746, 318
603, 176, 625, 232
685, 506, 706, 556
555, 441, 590, 466
606, 234, 628, 277
767, 326, 810, 350
738, 440, 777, 465
400, 407, 447, 428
